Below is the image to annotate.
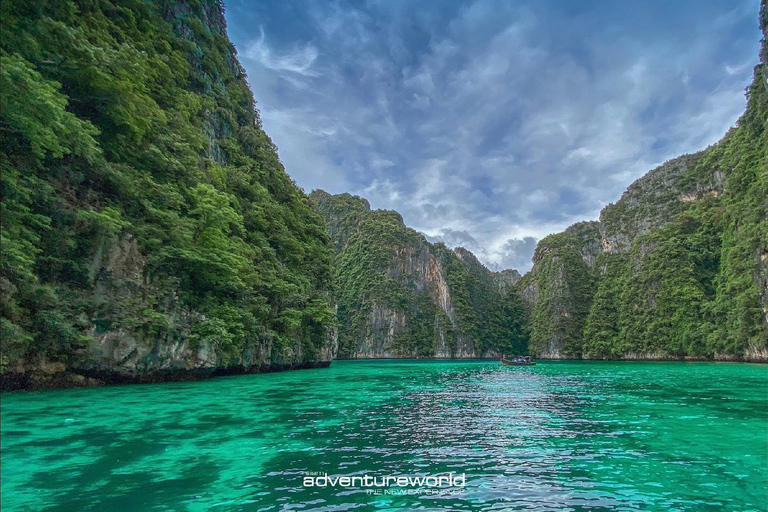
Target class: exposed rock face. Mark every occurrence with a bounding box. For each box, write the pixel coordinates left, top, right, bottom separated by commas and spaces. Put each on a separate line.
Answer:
493, 269, 522, 294
759, 248, 768, 330
595, 153, 732, 259
306, 190, 371, 251
0, 0, 336, 390
517, 223, 601, 358
756, 0, 768, 334
518, 3, 768, 361
310, 190, 527, 359
4, 232, 336, 390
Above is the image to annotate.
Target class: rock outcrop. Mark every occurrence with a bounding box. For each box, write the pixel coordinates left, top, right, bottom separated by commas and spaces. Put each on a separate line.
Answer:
310, 190, 528, 359
1, 0, 337, 390
518, 3, 768, 361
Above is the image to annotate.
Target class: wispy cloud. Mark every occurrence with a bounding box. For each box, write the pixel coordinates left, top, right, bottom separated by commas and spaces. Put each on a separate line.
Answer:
244, 27, 319, 77
225, 0, 761, 272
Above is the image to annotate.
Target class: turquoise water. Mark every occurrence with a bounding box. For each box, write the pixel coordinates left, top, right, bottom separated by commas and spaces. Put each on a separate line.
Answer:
1, 360, 766, 511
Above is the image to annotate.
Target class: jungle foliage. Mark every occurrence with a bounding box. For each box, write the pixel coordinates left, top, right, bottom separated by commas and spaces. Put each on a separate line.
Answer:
520, 21, 768, 359
311, 191, 529, 358
0, 0, 335, 374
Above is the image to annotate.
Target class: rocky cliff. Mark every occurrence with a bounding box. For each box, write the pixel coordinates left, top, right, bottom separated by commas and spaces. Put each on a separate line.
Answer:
310, 190, 528, 359
517, 222, 600, 358
519, 2, 768, 361
0, 0, 337, 390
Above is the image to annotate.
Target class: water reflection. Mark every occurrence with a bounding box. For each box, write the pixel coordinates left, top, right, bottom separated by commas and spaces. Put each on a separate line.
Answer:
1, 361, 766, 511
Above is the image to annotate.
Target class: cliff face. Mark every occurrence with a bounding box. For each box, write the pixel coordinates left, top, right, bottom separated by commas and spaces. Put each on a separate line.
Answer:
520, 2, 768, 361
517, 222, 601, 358
0, 0, 337, 390
493, 269, 522, 294
310, 190, 528, 359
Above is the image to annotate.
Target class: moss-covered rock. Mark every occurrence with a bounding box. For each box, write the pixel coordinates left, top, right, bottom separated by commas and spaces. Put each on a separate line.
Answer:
310, 190, 528, 358
520, 2, 768, 361
0, 0, 337, 390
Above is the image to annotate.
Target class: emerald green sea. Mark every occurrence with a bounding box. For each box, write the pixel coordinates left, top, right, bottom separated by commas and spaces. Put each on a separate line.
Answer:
1, 360, 766, 511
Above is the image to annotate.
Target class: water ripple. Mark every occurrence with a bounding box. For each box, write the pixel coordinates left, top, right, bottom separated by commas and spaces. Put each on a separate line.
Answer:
1, 360, 766, 511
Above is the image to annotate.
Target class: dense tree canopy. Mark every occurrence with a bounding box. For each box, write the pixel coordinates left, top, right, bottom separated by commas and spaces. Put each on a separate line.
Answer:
311, 190, 529, 358
0, 0, 335, 377
519, 25, 768, 359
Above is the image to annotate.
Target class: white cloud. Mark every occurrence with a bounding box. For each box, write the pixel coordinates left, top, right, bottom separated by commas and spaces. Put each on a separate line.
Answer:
227, 0, 761, 273
244, 27, 319, 77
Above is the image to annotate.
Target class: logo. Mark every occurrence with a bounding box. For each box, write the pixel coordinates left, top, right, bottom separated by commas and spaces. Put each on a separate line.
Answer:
302, 472, 466, 495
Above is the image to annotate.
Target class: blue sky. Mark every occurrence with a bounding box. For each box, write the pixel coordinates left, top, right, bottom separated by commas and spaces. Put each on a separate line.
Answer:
224, 0, 761, 272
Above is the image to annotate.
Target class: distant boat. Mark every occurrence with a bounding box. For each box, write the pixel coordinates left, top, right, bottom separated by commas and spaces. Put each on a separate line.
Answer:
501, 358, 535, 366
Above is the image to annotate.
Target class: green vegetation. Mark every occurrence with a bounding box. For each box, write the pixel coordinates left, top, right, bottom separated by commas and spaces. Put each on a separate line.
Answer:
583, 203, 724, 358
522, 7, 768, 359
332, 207, 430, 356
583, 57, 767, 359
311, 191, 528, 358
0, 0, 335, 378
1, 0, 764, 383
443, 247, 528, 356
517, 223, 599, 357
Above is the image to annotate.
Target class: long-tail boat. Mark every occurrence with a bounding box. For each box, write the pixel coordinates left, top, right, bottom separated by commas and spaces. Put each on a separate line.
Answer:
501, 357, 535, 366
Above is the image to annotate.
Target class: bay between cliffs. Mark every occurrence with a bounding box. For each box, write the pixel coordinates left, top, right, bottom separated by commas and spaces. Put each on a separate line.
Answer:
1, 360, 766, 511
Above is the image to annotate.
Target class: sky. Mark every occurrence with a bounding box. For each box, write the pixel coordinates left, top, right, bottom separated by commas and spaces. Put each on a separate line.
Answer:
224, 0, 761, 272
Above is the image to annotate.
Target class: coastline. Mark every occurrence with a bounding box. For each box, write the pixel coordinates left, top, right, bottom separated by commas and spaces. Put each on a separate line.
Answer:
5, 354, 765, 393
0, 360, 332, 393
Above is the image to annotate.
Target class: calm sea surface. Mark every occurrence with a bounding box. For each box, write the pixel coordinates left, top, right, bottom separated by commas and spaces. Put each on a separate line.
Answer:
1, 360, 766, 511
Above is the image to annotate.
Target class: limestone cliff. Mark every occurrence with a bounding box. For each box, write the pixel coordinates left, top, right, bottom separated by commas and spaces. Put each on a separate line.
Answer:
1, 0, 337, 390
519, 2, 768, 361
517, 222, 601, 358
310, 190, 528, 359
